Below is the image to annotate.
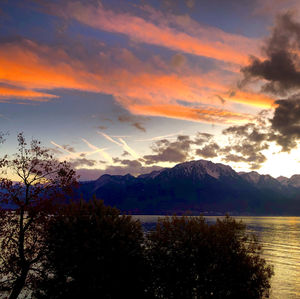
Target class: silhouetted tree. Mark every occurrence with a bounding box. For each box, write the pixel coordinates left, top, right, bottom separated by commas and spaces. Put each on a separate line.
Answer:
146, 215, 273, 299
0, 133, 78, 299
0, 131, 7, 170
34, 199, 149, 299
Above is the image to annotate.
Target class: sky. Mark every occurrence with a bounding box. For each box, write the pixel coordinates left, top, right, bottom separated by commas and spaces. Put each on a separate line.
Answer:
0, 0, 300, 180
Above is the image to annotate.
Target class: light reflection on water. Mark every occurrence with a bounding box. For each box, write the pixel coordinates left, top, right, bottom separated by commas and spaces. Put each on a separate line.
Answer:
133, 216, 300, 299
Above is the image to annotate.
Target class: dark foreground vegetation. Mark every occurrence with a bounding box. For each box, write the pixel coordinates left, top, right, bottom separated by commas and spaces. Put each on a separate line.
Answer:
1, 201, 274, 299
0, 133, 273, 298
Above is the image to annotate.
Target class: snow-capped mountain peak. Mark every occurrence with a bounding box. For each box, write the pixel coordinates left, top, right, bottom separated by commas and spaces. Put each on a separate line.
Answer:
170, 160, 236, 179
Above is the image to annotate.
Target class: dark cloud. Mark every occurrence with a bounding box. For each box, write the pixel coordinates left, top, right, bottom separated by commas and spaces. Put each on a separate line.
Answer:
62, 144, 75, 152
97, 125, 107, 130
223, 123, 267, 143
118, 114, 138, 123
70, 158, 97, 168
271, 97, 300, 136
143, 135, 193, 164
122, 151, 130, 157
241, 12, 300, 96
194, 132, 213, 144
196, 143, 220, 158
118, 114, 147, 132
137, 121, 273, 169
224, 144, 267, 163
222, 153, 264, 170
141, 130, 267, 167
144, 148, 187, 164
237, 12, 300, 154
222, 153, 245, 163
220, 122, 269, 168
86, 102, 299, 176
217, 95, 300, 165
215, 94, 226, 104
132, 122, 146, 132
269, 96, 300, 151
210, 95, 300, 167
113, 158, 142, 168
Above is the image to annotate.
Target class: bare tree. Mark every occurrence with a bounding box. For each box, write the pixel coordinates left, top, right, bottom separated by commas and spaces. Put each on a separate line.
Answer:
0, 133, 78, 299
0, 131, 7, 169
0, 132, 4, 144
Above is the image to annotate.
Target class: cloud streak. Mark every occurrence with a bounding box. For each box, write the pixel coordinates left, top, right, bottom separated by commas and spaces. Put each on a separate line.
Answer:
61, 2, 258, 65
125, 103, 253, 124
98, 132, 139, 159
0, 84, 56, 102
0, 39, 102, 93
0, 9, 275, 126
51, 139, 112, 164
0, 38, 261, 123
81, 138, 113, 163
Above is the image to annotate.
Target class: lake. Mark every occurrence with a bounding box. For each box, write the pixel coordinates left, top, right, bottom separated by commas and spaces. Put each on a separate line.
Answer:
133, 215, 300, 299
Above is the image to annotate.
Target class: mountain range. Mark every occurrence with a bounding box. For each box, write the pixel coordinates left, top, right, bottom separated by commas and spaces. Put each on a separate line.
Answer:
77, 160, 300, 215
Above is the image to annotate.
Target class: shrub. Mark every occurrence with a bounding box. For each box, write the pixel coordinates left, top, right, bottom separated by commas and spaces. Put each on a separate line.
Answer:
145, 215, 273, 299
35, 203, 273, 299
34, 200, 148, 299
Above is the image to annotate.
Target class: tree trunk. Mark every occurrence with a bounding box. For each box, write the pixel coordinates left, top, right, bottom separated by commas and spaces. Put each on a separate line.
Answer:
9, 266, 29, 299
9, 201, 27, 299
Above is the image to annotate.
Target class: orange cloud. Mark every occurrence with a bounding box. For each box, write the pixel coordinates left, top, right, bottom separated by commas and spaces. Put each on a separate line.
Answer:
0, 39, 211, 105
123, 102, 252, 124
0, 39, 102, 93
227, 91, 275, 108
62, 2, 257, 65
0, 86, 56, 102
0, 38, 270, 124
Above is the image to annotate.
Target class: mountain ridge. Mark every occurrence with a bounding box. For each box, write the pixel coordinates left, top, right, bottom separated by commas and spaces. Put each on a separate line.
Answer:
77, 160, 300, 215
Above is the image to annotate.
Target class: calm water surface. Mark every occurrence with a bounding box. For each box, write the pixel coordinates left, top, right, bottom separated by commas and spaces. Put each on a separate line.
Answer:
133, 216, 300, 299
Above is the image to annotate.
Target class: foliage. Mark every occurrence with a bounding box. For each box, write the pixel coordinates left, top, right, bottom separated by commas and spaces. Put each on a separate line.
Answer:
34, 199, 149, 299
0, 133, 78, 299
145, 215, 273, 299
35, 204, 273, 299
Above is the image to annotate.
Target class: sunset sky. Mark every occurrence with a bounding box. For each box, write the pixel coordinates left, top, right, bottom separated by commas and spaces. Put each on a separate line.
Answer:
1, 0, 300, 180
